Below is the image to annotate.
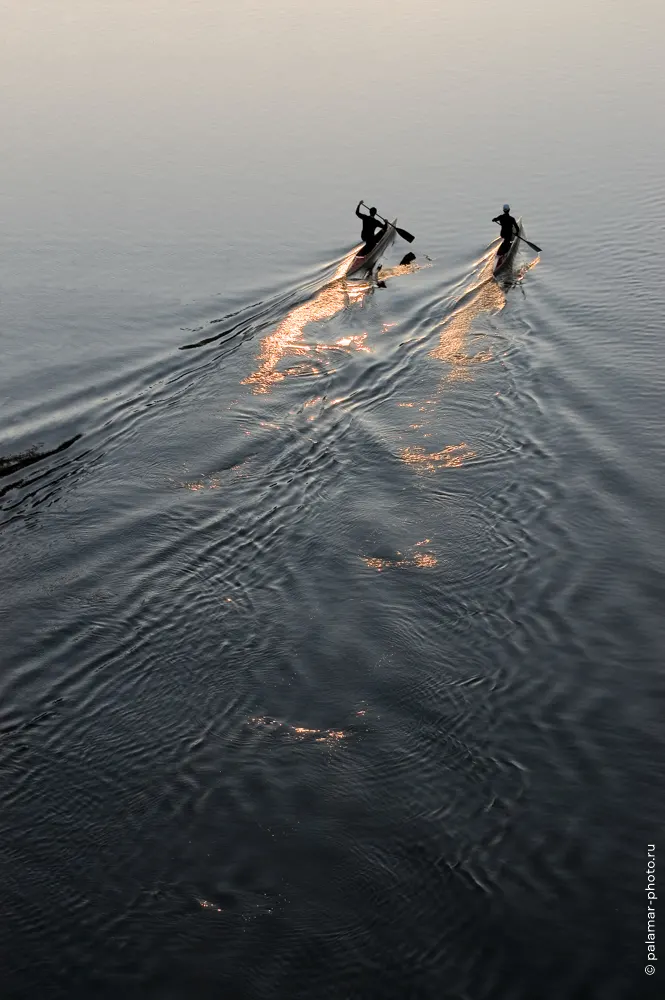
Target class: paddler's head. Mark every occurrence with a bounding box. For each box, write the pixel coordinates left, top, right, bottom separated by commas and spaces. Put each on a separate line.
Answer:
369, 207, 377, 216
503, 204, 510, 213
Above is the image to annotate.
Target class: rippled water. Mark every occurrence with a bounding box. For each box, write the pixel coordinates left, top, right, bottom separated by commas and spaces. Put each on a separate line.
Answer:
2, 2, 665, 998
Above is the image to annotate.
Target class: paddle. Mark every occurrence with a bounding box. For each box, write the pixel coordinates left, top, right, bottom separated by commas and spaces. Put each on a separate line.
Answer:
493, 221, 541, 254
360, 201, 415, 243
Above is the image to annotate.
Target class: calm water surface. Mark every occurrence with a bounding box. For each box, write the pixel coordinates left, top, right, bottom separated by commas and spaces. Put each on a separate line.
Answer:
1, 2, 664, 998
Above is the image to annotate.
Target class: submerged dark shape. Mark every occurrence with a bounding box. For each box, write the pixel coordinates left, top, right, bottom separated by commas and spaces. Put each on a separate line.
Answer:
0, 435, 82, 479
399, 251, 416, 266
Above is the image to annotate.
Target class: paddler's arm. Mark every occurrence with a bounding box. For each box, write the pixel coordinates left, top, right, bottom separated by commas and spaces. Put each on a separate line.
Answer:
356, 201, 367, 219
492, 215, 501, 223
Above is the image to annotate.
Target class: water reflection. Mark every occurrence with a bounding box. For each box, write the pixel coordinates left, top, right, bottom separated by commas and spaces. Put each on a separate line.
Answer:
400, 443, 475, 472
247, 715, 349, 745
376, 258, 430, 285
242, 252, 428, 395
241, 273, 373, 395
396, 249, 537, 474
362, 539, 438, 571
430, 251, 539, 381
181, 458, 253, 492
429, 253, 502, 379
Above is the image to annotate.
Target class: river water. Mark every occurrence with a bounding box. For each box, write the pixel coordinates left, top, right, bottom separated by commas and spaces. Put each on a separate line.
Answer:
1, 2, 664, 998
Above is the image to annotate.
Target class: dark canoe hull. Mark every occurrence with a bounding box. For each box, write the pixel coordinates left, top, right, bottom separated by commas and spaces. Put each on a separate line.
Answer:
347, 219, 397, 276
493, 218, 523, 276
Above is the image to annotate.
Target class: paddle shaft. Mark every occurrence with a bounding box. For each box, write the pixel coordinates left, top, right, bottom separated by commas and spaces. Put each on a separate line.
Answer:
493, 220, 541, 254
360, 202, 415, 243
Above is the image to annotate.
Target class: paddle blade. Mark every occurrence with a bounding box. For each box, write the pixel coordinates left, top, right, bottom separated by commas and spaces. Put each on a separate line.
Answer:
394, 225, 415, 243
520, 236, 542, 253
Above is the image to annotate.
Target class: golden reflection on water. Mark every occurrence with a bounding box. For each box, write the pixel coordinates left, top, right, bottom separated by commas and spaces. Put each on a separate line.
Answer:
430, 267, 503, 378
412, 552, 438, 568
362, 539, 438, 571
400, 443, 475, 472
182, 458, 252, 491
333, 333, 370, 352
198, 899, 224, 913
430, 251, 541, 381
241, 274, 373, 395
241, 250, 428, 396
396, 250, 539, 475
248, 716, 348, 744
377, 260, 430, 281
514, 256, 541, 283
183, 478, 219, 491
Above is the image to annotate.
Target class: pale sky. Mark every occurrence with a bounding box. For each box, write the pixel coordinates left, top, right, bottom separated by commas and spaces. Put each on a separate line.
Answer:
0, 1, 661, 238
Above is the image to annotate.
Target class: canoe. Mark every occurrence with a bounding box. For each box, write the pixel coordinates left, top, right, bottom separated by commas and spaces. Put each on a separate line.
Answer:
493, 217, 523, 276
347, 219, 397, 277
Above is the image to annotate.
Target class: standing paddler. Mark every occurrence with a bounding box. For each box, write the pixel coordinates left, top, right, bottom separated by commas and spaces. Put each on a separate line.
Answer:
356, 201, 388, 256
492, 204, 520, 259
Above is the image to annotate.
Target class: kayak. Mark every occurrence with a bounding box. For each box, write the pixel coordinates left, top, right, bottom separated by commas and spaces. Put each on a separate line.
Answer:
347, 219, 397, 277
493, 217, 523, 276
